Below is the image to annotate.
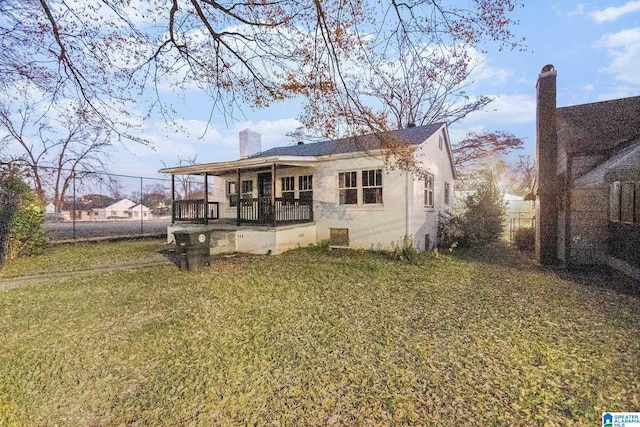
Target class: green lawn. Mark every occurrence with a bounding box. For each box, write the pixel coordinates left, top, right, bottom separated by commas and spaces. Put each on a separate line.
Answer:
0, 241, 638, 425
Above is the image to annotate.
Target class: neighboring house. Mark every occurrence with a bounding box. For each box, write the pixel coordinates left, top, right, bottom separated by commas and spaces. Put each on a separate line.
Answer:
160, 124, 456, 255
61, 194, 116, 221
535, 64, 640, 279
129, 203, 152, 219
93, 198, 151, 220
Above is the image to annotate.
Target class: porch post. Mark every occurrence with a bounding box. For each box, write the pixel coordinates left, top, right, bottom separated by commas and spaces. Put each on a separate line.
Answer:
236, 168, 241, 226
272, 163, 277, 227
204, 173, 209, 224
171, 174, 175, 224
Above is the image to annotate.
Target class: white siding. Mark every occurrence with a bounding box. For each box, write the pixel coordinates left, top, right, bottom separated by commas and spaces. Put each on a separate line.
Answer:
214, 125, 456, 252
410, 128, 456, 249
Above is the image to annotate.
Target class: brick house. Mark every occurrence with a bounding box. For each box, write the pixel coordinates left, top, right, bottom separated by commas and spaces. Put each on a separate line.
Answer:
535, 64, 640, 279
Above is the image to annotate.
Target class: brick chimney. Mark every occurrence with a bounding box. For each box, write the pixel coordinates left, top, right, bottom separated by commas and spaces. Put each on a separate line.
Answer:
239, 129, 261, 159
535, 64, 559, 265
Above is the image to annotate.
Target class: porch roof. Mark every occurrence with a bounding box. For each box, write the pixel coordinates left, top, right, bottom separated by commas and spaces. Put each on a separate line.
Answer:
159, 155, 318, 176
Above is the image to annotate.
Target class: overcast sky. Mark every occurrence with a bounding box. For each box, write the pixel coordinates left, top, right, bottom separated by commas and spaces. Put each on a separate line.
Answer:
102, 1, 640, 178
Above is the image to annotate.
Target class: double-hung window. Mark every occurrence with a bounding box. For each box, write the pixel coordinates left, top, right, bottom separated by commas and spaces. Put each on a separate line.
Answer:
362, 169, 383, 204
425, 173, 434, 208
339, 171, 358, 205
299, 175, 313, 202
241, 180, 253, 204
227, 181, 237, 207
281, 176, 295, 203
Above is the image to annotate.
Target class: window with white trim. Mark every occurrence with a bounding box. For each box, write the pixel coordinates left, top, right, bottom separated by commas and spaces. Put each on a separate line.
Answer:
281, 176, 295, 202
227, 181, 237, 207
299, 175, 313, 202
362, 169, 383, 204
425, 173, 434, 208
241, 180, 253, 200
338, 171, 357, 205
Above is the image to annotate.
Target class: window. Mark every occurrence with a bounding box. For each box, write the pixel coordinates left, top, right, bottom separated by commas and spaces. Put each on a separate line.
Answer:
621, 182, 635, 223
424, 173, 434, 208
281, 176, 295, 202
299, 175, 313, 202
241, 180, 253, 199
227, 181, 238, 207
339, 171, 357, 204
610, 181, 621, 222
444, 181, 450, 205
362, 169, 383, 204
439, 135, 443, 150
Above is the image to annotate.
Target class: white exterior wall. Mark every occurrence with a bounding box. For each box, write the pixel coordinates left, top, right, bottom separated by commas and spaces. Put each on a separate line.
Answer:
410, 128, 456, 250
312, 155, 407, 250
213, 125, 456, 252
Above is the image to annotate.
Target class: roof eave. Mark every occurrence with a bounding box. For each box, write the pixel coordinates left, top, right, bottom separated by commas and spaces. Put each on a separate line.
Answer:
159, 155, 318, 175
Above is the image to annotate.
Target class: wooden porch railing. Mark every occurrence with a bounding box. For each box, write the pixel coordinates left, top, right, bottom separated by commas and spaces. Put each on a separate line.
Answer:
172, 197, 313, 226
238, 197, 313, 225
172, 200, 219, 223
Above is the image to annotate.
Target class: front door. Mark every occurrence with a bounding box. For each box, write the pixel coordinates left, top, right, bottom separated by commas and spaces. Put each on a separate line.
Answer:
257, 172, 273, 223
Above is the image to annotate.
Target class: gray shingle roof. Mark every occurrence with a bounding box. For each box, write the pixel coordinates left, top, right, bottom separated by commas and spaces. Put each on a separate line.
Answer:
574, 136, 640, 186
251, 123, 445, 158
557, 96, 640, 154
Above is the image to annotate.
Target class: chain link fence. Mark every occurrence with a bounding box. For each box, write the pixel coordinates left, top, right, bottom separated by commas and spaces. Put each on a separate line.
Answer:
16, 166, 208, 242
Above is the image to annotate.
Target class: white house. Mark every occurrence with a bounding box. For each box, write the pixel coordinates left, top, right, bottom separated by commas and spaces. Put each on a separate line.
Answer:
93, 198, 151, 220
160, 124, 456, 255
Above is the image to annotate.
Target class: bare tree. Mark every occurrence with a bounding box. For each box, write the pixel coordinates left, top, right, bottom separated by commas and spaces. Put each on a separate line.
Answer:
511, 154, 536, 193
1, 1, 524, 171
453, 130, 524, 170
161, 156, 204, 200
450, 131, 524, 191
0, 97, 113, 211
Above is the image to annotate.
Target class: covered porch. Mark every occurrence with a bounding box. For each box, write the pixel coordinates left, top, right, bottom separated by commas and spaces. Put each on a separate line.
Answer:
162, 156, 317, 227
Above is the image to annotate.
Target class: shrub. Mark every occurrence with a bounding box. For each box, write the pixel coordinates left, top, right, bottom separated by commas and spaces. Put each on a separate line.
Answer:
514, 227, 535, 251
437, 212, 467, 249
0, 173, 48, 259
461, 172, 507, 245
0, 188, 19, 264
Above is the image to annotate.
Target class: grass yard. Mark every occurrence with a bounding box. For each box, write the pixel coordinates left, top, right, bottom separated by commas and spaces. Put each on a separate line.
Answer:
0, 240, 638, 425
